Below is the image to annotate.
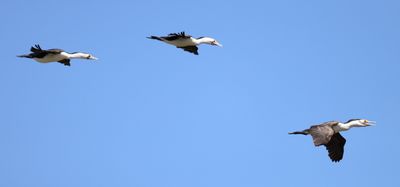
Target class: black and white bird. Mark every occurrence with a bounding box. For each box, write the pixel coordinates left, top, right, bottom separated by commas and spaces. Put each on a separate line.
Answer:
289, 119, 375, 162
147, 32, 222, 55
17, 45, 98, 66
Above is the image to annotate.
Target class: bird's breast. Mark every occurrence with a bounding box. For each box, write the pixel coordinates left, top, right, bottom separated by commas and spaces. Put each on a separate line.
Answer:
164, 38, 197, 47
34, 54, 67, 63
332, 124, 349, 132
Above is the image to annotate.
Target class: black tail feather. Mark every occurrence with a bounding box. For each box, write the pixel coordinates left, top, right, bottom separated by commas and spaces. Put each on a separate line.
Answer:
288, 130, 309, 135
147, 36, 162, 41
17, 54, 32, 58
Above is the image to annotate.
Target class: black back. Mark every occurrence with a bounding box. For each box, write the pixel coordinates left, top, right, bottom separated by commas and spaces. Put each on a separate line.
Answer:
162, 32, 191, 41
23, 44, 64, 58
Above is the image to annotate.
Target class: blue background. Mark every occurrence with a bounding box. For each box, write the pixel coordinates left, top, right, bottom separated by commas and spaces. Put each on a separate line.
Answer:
1, 0, 399, 186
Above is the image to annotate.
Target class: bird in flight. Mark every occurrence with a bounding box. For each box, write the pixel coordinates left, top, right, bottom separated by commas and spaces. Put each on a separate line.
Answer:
147, 32, 222, 55
289, 119, 375, 162
18, 44, 98, 66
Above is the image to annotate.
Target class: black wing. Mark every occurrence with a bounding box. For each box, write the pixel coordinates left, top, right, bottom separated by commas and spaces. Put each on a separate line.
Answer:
28, 45, 63, 58
30, 44, 42, 53
28, 45, 48, 58
58, 59, 71, 66
178, 46, 199, 55
162, 32, 191, 41
324, 133, 346, 162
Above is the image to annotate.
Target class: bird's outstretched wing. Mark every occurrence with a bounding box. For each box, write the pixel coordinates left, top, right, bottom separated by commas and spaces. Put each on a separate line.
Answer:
30, 44, 42, 53
324, 133, 346, 162
308, 121, 338, 146
162, 32, 191, 41
58, 59, 71, 66
27, 45, 49, 58
28, 45, 64, 58
178, 46, 199, 55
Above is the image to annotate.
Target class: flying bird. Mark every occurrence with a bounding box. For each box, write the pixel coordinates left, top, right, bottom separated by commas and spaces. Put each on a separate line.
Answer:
289, 119, 375, 162
147, 32, 222, 55
17, 45, 98, 66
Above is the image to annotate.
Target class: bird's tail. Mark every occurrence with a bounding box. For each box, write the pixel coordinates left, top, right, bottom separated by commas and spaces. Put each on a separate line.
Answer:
288, 129, 309, 135
17, 54, 32, 58
147, 36, 162, 41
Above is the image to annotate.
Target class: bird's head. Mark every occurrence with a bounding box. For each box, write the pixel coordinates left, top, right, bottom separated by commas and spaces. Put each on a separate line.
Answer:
85, 54, 98, 60
345, 119, 376, 127
197, 37, 223, 47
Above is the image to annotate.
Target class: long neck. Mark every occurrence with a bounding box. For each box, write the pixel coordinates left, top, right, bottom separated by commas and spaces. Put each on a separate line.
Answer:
337, 121, 360, 131
336, 122, 351, 132
65, 52, 88, 59
195, 38, 212, 45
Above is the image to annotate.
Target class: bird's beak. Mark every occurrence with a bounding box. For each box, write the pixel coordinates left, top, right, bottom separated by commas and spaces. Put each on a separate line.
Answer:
366, 120, 376, 126
213, 42, 223, 47
89, 56, 98, 60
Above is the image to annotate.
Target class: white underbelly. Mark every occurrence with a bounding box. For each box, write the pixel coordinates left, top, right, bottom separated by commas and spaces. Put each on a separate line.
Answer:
34, 54, 67, 63
164, 38, 196, 47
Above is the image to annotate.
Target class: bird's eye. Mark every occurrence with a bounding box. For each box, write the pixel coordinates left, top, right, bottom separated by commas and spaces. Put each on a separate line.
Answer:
87, 55, 91, 59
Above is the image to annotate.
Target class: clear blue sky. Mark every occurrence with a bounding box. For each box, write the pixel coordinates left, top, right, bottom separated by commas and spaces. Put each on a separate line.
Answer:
1, 0, 400, 186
